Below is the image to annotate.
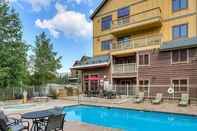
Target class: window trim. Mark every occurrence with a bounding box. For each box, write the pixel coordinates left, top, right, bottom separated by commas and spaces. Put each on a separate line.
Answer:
117, 6, 130, 18
138, 53, 151, 66
171, 78, 189, 95
172, 0, 188, 12
101, 15, 112, 31
172, 23, 188, 40
101, 39, 112, 51
171, 49, 189, 64
138, 79, 150, 97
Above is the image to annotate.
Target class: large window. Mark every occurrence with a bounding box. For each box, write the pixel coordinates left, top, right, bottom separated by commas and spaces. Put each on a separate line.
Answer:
172, 49, 188, 63
117, 7, 130, 25
101, 40, 111, 51
139, 80, 150, 96
101, 15, 112, 31
172, 24, 188, 39
172, 79, 188, 95
139, 54, 150, 65
172, 0, 188, 12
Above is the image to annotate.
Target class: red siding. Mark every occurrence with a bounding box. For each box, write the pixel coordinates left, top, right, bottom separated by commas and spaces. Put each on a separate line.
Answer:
138, 48, 197, 98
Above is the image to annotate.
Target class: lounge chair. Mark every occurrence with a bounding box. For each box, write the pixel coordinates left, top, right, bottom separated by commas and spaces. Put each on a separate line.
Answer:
152, 93, 163, 104
179, 94, 189, 107
134, 92, 145, 103
38, 113, 66, 131
0, 110, 29, 131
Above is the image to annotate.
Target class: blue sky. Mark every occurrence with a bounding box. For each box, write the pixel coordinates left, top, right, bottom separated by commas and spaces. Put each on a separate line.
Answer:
8, 0, 101, 73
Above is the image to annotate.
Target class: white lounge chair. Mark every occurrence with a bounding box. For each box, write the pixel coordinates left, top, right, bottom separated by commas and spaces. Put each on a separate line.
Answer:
134, 92, 144, 103
179, 94, 189, 107
152, 93, 163, 104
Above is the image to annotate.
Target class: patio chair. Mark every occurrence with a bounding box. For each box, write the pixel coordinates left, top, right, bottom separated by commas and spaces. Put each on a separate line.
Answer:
134, 92, 145, 103
152, 93, 163, 104
39, 113, 66, 131
0, 110, 29, 131
179, 94, 189, 107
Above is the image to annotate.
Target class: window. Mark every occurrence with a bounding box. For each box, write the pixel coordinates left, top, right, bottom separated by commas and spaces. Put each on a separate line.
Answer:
117, 7, 130, 25
118, 7, 130, 18
139, 54, 150, 65
172, 0, 188, 12
172, 79, 188, 94
101, 40, 111, 51
101, 15, 112, 31
118, 36, 130, 45
172, 49, 188, 63
172, 24, 188, 39
139, 80, 150, 95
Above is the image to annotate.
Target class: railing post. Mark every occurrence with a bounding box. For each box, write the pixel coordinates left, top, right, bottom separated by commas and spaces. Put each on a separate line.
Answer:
127, 84, 129, 96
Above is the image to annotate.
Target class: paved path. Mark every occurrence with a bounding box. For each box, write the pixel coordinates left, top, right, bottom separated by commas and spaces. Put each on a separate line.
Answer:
64, 122, 121, 131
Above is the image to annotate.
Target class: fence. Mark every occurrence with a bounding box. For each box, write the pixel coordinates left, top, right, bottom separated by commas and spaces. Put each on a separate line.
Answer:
0, 87, 34, 101
112, 84, 197, 100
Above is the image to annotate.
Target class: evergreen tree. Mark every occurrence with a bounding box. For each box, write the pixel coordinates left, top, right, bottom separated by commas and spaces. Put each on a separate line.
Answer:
33, 32, 62, 86
0, 3, 28, 88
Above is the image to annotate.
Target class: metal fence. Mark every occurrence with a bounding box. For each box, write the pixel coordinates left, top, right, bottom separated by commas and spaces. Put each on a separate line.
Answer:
112, 84, 197, 100
0, 87, 34, 101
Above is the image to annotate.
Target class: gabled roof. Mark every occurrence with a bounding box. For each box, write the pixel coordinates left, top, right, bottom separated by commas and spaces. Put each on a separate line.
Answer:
160, 37, 197, 51
90, 0, 108, 19
72, 55, 110, 69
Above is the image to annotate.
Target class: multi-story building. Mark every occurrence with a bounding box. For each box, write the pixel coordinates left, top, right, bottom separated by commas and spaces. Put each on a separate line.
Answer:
72, 0, 197, 99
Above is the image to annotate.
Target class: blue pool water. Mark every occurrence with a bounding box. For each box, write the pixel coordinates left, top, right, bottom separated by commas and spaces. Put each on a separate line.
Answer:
63, 105, 197, 131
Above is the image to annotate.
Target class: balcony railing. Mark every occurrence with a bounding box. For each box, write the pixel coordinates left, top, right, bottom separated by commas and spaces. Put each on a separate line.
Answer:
112, 63, 137, 73
112, 7, 161, 29
112, 34, 162, 51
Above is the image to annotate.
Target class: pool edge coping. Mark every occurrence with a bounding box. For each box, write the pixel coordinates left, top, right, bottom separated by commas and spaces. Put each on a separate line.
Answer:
63, 103, 197, 117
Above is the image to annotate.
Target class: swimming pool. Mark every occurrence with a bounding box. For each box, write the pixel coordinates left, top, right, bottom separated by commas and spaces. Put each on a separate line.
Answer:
63, 105, 197, 131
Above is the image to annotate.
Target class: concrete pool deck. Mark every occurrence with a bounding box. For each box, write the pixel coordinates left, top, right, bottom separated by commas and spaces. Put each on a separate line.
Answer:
1, 98, 197, 131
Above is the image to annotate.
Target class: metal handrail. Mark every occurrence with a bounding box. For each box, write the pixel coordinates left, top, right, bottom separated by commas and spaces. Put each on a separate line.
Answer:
112, 7, 161, 29
112, 63, 137, 73
112, 34, 162, 50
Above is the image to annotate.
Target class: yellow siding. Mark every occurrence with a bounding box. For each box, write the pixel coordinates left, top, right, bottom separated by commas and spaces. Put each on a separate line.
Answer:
92, 0, 197, 56
162, 15, 197, 42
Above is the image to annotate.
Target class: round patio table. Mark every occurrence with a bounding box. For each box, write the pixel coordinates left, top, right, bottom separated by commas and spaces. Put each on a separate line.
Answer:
22, 109, 61, 131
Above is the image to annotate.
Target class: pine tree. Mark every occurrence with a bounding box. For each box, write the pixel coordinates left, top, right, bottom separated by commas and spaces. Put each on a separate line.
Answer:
33, 32, 62, 86
0, 3, 28, 88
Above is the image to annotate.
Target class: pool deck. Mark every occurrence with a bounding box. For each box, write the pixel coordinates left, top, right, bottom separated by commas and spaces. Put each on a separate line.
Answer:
2, 98, 197, 131
64, 122, 121, 131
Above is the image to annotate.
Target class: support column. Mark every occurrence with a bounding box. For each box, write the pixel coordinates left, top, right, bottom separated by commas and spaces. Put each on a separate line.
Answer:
136, 52, 139, 95
110, 55, 113, 87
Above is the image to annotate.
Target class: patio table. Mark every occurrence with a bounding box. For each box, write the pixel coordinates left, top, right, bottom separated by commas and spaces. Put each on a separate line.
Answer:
21, 109, 62, 131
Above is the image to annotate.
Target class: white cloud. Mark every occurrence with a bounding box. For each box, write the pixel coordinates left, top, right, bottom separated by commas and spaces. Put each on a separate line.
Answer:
35, 3, 92, 38
68, 0, 93, 5
5, 0, 52, 12
25, 0, 52, 12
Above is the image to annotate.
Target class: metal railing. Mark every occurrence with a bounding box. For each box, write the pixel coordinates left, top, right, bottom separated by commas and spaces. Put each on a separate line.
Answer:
112, 7, 161, 29
111, 84, 197, 100
112, 34, 162, 50
112, 63, 137, 73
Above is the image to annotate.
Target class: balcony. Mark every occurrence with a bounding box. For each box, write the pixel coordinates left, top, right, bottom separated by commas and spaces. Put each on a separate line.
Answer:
111, 8, 162, 35
112, 63, 137, 74
112, 34, 162, 51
